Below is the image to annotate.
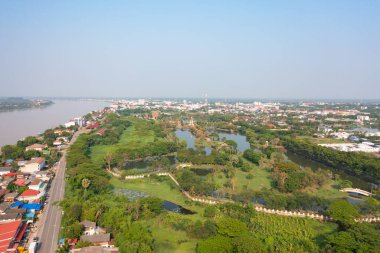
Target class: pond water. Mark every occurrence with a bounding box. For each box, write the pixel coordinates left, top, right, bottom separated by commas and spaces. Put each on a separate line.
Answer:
124, 155, 176, 170
175, 129, 196, 149
191, 168, 213, 178
114, 188, 195, 214
125, 160, 150, 170
163, 201, 195, 215
286, 152, 372, 191
175, 129, 212, 155
345, 196, 365, 205
216, 132, 250, 152
204, 146, 212, 156
113, 188, 150, 200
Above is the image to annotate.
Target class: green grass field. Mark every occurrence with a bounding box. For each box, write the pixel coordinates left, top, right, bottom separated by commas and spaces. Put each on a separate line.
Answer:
305, 180, 348, 199
296, 136, 347, 144
110, 176, 206, 219
91, 117, 161, 167
208, 166, 272, 194
143, 218, 198, 253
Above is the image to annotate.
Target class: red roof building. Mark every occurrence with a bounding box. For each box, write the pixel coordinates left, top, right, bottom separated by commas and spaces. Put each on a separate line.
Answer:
86, 123, 100, 129
96, 129, 107, 136
20, 189, 39, 197
0, 220, 26, 253
3, 172, 16, 177
14, 179, 28, 187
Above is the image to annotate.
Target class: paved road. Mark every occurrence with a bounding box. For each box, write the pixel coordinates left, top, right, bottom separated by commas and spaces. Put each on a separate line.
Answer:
35, 130, 83, 253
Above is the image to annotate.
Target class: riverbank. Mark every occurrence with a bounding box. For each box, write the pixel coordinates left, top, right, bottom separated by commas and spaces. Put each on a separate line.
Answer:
0, 99, 108, 147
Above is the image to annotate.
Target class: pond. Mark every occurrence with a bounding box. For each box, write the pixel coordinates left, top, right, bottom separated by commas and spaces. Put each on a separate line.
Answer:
191, 168, 213, 178
216, 131, 250, 153
286, 152, 372, 191
124, 160, 150, 170
163, 201, 196, 215
175, 129, 212, 155
113, 188, 150, 200
204, 146, 212, 156
124, 155, 176, 170
345, 196, 365, 205
175, 129, 196, 149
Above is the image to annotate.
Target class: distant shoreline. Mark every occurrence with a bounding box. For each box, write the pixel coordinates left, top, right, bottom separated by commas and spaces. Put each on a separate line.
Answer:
0, 99, 108, 148
0, 98, 54, 113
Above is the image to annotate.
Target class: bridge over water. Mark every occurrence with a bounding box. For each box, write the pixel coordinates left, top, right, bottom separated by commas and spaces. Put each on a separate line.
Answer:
340, 188, 372, 197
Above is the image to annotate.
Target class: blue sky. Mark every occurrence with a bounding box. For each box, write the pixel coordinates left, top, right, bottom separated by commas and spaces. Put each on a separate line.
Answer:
0, 1, 379, 99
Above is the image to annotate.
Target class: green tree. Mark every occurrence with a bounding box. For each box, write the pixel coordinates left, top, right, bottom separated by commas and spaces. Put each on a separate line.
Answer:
243, 149, 260, 165
197, 236, 233, 253
327, 200, 359, 229
216, 217, 248, 238
63, 221, 82, 238
204, 206, 217, 218
338, 180, 353, 189
81, 178, 91, 200
17, 186, 28, 195
6, 182, 16, 192
1, 145, 23, 160
24, 149, 41, 160
43, 129, 56, 146
233, 235, 266, 253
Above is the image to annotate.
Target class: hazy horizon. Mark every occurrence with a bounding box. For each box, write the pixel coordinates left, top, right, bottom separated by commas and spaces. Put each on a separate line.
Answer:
1, 1, 379, 99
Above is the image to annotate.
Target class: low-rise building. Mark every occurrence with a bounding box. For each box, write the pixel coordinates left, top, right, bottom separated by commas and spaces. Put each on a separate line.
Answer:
3, 192, 18, 202
28, 179, 47, 192
25, 144, 48, 151
0, 220, 27, 252
0, 167, 12, 176
81, 220, 97, 235
19, 158, 45, 174
80, 233, 111, 247
17, 189, 43, 202
71, 246, 118, 253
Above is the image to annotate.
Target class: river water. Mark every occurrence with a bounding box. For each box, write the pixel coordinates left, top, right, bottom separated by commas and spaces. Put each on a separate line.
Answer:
0, 99, 109, 147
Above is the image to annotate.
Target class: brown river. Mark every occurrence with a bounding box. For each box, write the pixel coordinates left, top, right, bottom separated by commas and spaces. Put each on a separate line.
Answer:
0, 99, 109, 147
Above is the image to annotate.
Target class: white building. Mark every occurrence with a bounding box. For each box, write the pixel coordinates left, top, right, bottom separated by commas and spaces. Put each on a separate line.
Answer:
20, 158, 46, 174
25, 144, 48, 152
64, 121, 76, 128
357, 115, 370, 121
331, 132, 350, 140
319, 143, 380, 153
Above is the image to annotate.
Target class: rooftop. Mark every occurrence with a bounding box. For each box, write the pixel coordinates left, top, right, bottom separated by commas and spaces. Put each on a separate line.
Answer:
80, 233, 110, 243
20, 189, 39, 197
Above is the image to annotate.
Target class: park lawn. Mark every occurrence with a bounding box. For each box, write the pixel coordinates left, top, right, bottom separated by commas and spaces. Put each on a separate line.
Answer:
118, 119, 157, 146
236, 167, 272, 192
143, 218, 198, 253
296, 136, 347, 144
91, 145, 118, 167
110, 177, 206, 220
305, 180, 348, 199
91, 117, 162, 167
209, 166, 272, 194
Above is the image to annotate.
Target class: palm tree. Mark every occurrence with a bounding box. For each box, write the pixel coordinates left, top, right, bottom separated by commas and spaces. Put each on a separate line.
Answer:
81, 178, 91, 200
